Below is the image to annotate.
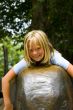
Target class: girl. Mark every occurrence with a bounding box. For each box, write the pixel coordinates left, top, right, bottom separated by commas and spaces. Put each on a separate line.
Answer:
2, 30, 73, 110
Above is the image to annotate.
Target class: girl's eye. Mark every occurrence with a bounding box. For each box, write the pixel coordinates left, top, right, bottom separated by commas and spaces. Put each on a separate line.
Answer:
29, 49, 33, 52
37, 47, 41, 50
37, 47, 41, 49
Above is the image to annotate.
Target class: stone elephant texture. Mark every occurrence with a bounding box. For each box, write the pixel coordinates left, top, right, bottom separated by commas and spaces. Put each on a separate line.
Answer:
10, 65, 73, 110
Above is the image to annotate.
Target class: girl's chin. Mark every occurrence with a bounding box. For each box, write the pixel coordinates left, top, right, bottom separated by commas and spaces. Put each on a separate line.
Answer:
33, 60, 40, 62
31, 57, 44, 63
33, 58, 42, 62
32, 58, 43, 63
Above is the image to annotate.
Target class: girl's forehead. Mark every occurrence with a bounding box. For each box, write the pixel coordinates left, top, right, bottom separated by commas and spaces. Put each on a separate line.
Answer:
28, 37, 42, 47
29, 37, 40, 44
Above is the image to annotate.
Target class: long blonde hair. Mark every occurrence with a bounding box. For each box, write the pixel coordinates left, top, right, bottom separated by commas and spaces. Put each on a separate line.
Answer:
24, 30, 54, 65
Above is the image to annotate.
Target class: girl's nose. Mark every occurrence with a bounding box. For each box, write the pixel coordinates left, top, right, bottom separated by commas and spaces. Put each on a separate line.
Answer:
33, 50, 38, 55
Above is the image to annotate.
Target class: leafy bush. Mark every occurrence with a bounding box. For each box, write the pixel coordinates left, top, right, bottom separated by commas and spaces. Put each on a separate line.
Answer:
0, 36, 24, 77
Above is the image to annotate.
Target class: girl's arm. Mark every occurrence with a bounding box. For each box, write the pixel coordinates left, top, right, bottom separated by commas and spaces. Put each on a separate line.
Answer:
66, 64, 73, 77
51, 50, 73, 77
2, 69, 16, 110
2, 59, 27, 110
12, 58, 27, 74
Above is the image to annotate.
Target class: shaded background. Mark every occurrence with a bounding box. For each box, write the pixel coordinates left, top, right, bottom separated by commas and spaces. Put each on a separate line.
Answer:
0, 0, 73, 76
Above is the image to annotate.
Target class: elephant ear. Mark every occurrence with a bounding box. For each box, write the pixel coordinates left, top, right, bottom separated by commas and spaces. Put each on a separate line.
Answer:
10, 65, 73, 110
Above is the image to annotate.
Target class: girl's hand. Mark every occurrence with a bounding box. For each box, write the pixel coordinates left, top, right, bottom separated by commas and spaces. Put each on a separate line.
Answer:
4, 103, 13, 110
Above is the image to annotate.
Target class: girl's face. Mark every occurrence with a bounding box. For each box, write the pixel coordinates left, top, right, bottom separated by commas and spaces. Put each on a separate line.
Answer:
28, 38, 45, 62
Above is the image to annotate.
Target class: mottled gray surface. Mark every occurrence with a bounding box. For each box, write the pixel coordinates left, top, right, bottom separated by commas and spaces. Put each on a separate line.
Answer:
10, 65, 73, 110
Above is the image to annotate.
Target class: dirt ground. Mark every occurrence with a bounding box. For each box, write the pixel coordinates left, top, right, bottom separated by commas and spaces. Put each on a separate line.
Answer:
0, 98, 4, 110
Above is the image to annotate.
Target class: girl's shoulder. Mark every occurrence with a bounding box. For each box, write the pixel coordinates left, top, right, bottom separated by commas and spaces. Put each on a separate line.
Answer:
50, 49, 70, 69
12, 58, 28, 74
51, 49, 61, 59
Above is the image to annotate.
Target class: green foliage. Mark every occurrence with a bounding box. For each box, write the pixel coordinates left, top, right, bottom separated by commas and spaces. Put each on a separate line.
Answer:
0, 36, 24, 77
0, 0, 32, 37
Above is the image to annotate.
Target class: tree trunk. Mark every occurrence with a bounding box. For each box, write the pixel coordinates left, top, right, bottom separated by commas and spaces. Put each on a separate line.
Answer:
3, 46, 8, 75
31, 0, 50, 35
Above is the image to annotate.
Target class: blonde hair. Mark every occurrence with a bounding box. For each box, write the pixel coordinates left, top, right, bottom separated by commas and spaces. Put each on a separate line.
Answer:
24, 30, 54, 65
